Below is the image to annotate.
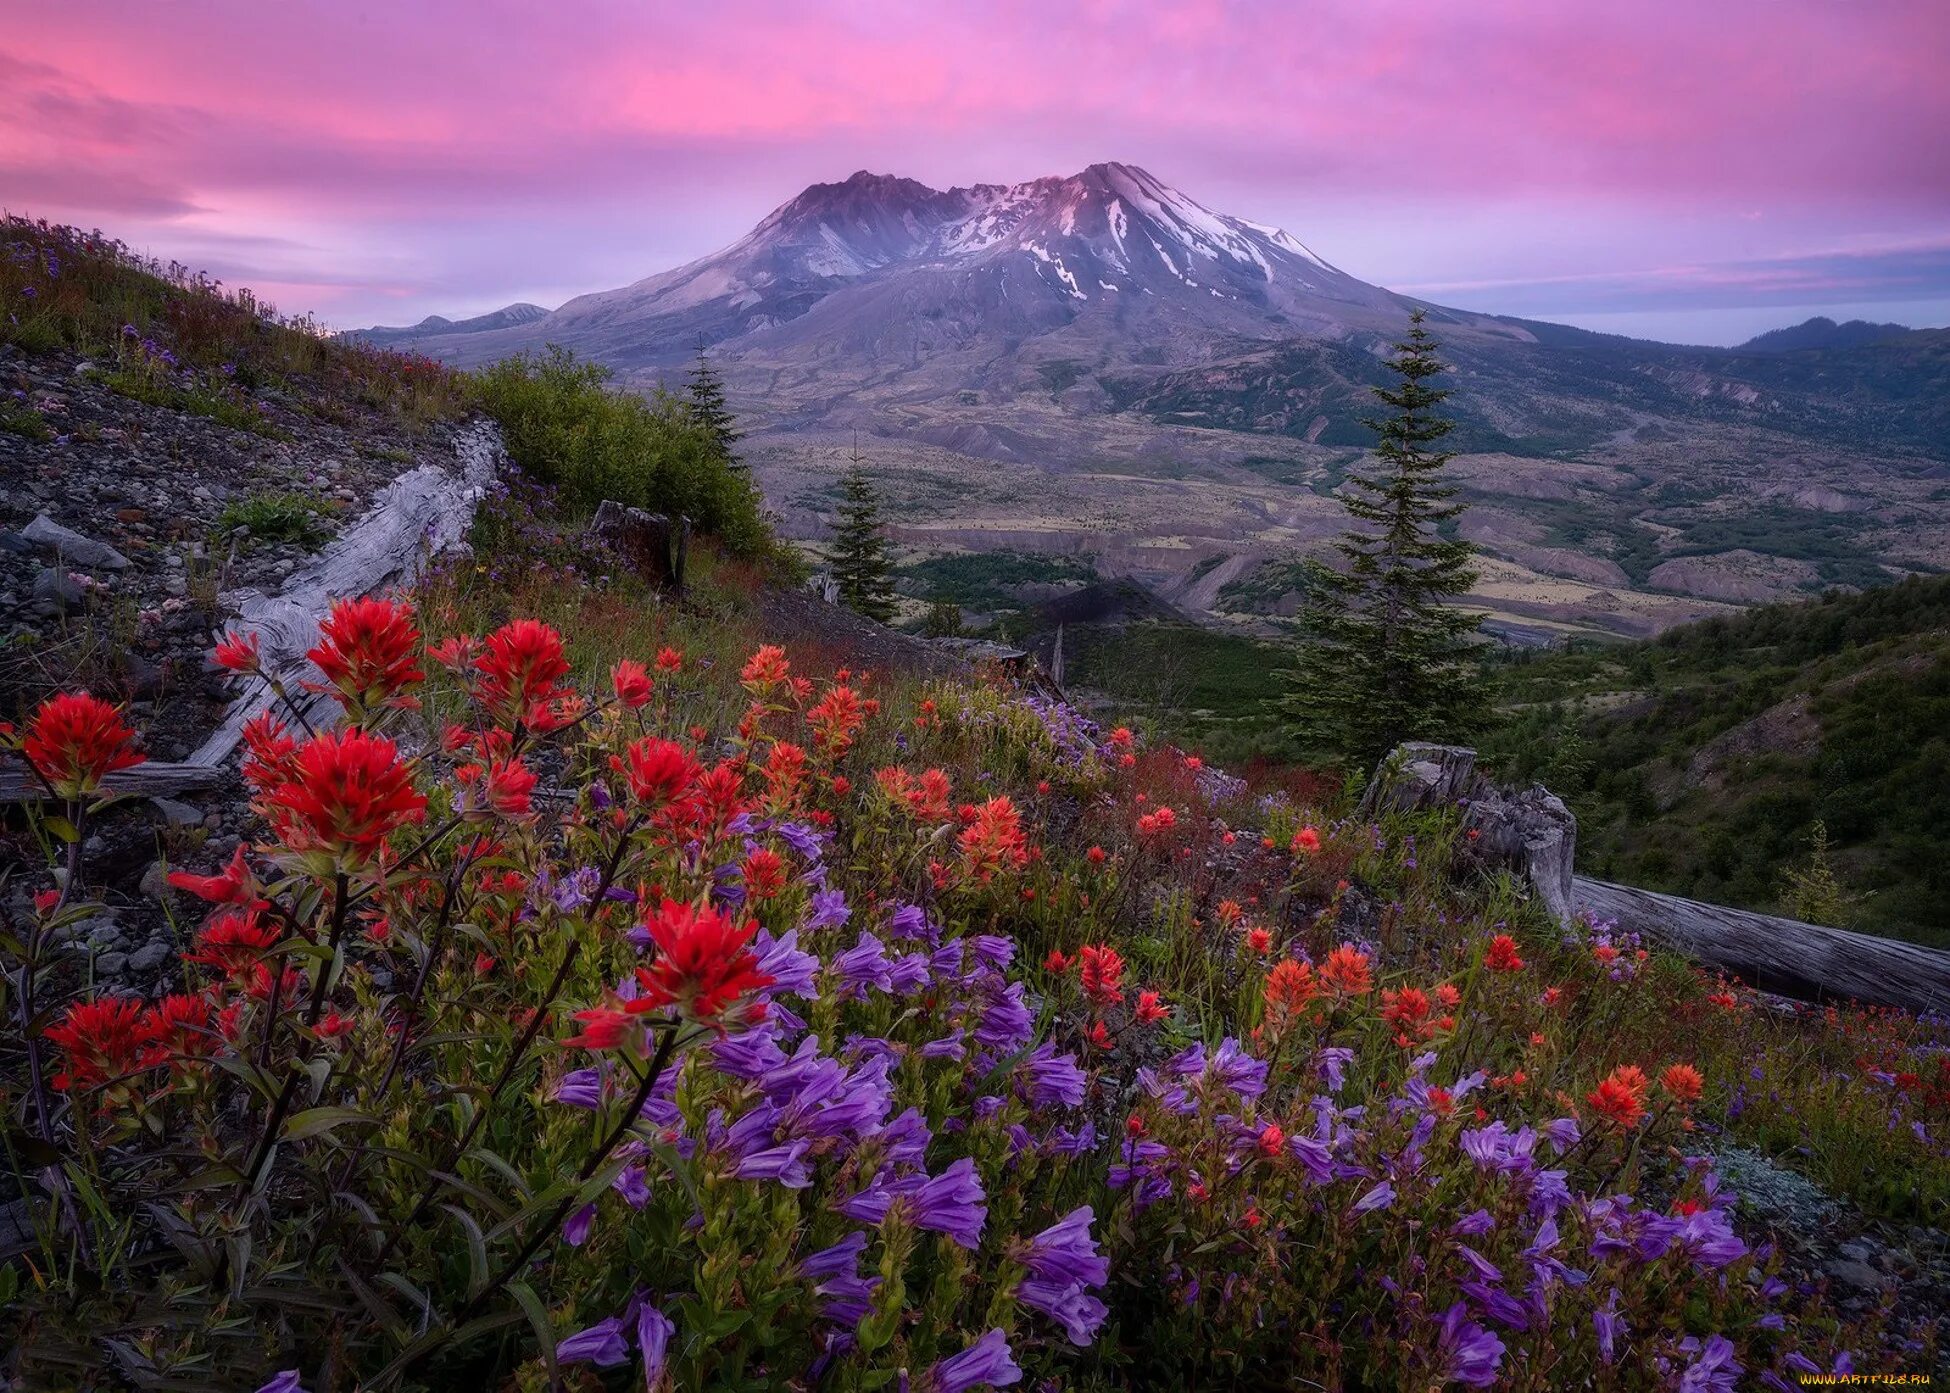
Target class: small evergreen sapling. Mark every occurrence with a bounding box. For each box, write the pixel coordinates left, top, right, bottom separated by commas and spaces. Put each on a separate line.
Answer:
830, 446, 898, 623
684, 343, 741, 466
1285, 310, 1486, 763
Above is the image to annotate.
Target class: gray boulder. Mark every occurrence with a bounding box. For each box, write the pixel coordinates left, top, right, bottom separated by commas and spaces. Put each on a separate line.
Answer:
23, 513, 131, 570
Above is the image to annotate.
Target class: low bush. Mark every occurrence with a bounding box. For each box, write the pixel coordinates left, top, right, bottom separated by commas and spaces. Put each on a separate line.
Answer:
470, 347, 772, 558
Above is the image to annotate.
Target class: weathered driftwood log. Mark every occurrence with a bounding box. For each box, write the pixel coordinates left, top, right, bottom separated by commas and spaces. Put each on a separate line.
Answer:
1362, 743, 1950, 1015
1574, 877, 1950, 1017
1, 421, 504, 802
1361, 743, 1579, 927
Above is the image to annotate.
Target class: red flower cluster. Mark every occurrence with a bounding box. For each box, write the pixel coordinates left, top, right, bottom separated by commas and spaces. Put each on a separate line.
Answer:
260, 728, 428, 866
807, 683, 866, 752
166, 845, 263, 907
740, 644, 790, 691
1079, 944, 1126, 1006
1660, 1062, 1705, 1104
611, 658, 654, 709
183, 908, 281, 987
474, 619, 571, 729
612, 736, 701, 807
876, 766, 953, 822
1136, 805, 1178, 838
1319, 945, 1373, 998
1588, 1064, 1651, 1127
1485, 934, 1526, 973
43, 997, 149, 1092
1263, 959, 1319, 1034
17, 692, 145, 798
306, 596, 424, 714
958, 796, 1030, 882
633, 898, 774, 1026
1382, 986, 1436, 1046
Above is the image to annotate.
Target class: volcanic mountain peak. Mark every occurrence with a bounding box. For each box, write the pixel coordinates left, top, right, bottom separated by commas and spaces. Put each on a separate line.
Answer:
369, 161, 1409, 367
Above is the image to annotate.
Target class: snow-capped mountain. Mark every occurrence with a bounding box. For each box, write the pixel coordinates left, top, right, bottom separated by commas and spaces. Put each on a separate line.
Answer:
371, 163, 1481, 373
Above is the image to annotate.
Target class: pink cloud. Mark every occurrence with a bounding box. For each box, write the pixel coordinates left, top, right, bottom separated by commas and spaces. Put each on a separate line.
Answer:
4, 0, 1944, 331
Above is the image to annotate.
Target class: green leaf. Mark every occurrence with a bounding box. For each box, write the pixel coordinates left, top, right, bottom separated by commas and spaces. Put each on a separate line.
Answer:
506, 1279, 558, 1384
440, 1203, 489, 1297
281, 1106, 375, 1142
43, 815, 78, 845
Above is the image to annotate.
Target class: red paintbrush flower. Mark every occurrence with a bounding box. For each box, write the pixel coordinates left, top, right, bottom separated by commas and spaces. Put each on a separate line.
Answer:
307, 595, 424, 714
239, 711, 300, 795
1660, 1062, 1705, 1104
612, 736, 700, 807
141, 993, 222, 1067
739, 644, 790, 691
475, 618, 570, 729
1263, 958, 1318, 1030
1134, 989, 1169, 1025
1078, 944, 1126, 1006
740, 847, 788, 900
184, 908, 280, 984
1588, 1064, 1650, 1127
261, 728, 427, 866
44, 996, 151, 1091
632, 898, 774, 1028
1485, 934, 1526, 973
958, 796, 1030, 882
611, 658, 654, 709
166, 844, 263, 906
212, 629, 262, 674
807, 683, 865, 750
18, 692, 144, 798
1319, 945, 1373, 998
1382, 986, 1434, 1045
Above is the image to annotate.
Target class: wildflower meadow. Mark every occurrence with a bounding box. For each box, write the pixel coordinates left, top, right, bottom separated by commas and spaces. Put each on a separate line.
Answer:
2, 519, 1945, 1390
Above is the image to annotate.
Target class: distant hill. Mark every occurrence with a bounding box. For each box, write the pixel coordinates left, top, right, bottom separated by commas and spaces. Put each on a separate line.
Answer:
1737, 315, 1912, 353
347, 302, 549, 348
1482, 575, 1950, 946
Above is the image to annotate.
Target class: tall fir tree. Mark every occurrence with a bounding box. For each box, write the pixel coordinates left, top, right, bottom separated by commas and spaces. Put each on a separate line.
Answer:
1285, 310, 1485, 764
684, 343, 742, 465
829, 444, 898, 623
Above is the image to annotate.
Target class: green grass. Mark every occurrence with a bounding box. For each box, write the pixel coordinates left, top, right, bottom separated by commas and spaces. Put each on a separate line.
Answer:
216, 491, 333, 548
0, 396, 54, 441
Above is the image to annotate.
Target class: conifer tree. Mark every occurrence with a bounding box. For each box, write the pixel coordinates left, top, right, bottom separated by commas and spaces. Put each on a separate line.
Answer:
830, 445, 898, 623
684, 343, 741, 465
1285, 310, 1485, 763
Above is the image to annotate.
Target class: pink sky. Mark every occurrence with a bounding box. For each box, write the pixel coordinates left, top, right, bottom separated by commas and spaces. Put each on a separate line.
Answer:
5, 0, 1947, 343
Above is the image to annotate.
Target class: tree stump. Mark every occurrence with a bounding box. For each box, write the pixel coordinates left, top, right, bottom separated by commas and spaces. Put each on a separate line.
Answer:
1360, 743, 1578, 926
590, 501, 691, 594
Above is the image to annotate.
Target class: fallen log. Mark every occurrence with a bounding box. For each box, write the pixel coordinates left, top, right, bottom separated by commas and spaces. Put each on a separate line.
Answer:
1364, 743, 1950, 1016
2, 421, 505, 801
1573, 876, 1950, 1018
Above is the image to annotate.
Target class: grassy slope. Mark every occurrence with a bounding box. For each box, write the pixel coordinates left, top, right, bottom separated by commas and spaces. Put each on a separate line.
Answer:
1482, 575, 1950, 945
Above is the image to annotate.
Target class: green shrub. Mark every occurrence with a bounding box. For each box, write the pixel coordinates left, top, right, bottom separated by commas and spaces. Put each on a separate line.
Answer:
469, 347, 771, 557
